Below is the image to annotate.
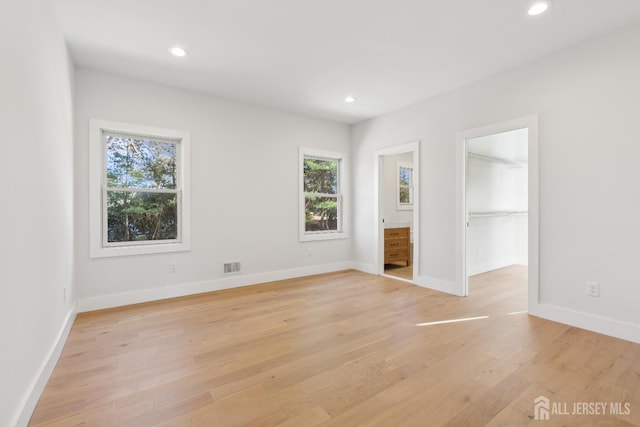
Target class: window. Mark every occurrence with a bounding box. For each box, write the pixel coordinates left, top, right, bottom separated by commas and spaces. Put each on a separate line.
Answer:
90, 119, 190, 257
299, 147, 347, 241
397, 162, 413, 210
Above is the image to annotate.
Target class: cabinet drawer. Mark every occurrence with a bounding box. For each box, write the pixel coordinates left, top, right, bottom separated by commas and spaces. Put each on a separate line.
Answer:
385, 239, 407, 250
384, 248, 409, 263
384, 227, 409, 238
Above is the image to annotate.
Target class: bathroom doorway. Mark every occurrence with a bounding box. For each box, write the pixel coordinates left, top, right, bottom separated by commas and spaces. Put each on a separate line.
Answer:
376, 142, 420, 283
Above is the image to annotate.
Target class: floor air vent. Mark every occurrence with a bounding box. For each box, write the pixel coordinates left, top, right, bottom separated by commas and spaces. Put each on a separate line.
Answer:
223, 261, 241, 275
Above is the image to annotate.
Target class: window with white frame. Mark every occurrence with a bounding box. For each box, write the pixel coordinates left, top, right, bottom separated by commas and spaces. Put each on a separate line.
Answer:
397, 161, 413, 210
89, 119, 190, 257
299, 147, 347, 241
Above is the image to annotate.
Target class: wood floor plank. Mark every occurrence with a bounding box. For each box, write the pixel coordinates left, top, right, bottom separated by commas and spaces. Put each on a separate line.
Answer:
29, 267, 640, 426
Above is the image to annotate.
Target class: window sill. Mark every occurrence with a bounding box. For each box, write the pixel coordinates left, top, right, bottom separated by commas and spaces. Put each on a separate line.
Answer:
90, 241, 190, 258
299, 231, 348, 242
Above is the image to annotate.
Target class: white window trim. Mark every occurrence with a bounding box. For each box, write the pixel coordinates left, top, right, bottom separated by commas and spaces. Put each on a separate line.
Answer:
397, 161, 413, 211
89, 119, 191, 258
299, 147, 348, 242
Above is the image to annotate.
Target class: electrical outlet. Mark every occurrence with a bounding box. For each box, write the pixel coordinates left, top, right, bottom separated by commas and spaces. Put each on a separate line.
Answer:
307, 248, 313, 258
169, 262, 177, 273
586, 281, 599, 297
63, 287, 66, 302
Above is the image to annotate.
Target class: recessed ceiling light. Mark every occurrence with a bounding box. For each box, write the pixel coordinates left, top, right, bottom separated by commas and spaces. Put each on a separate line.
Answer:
169, 46, 186, 57
528, 1, 550, 16
344, 96, 356, 103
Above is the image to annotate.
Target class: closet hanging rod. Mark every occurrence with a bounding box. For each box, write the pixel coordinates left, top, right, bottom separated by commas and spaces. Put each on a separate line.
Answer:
468, 210, 528, 218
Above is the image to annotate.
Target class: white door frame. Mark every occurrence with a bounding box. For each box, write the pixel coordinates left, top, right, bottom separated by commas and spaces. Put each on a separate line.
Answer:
375, 141, 421, 281
456, 115, 539, 307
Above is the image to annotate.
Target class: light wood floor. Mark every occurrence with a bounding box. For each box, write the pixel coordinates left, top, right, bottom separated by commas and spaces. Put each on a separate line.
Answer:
30, 268, 640, 426
384, 263, 413, 281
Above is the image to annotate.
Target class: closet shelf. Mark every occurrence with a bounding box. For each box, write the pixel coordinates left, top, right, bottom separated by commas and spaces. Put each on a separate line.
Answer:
467, 152, 527, 167
468, 210, 528, 218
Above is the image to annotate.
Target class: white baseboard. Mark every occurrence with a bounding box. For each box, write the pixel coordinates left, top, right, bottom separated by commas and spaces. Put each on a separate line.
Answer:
529, 303, 640, 344
351, 262, 378, 275
467, 257, 528, 276
467, 258, 514, 276
78, 262, 354, 312
513, 257, 528, 266
13, 307, 76, 427
414, 275, 460, 296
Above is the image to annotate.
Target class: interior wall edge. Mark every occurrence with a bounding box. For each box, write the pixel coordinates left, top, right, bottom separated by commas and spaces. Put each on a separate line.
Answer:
13, 307, 77, 427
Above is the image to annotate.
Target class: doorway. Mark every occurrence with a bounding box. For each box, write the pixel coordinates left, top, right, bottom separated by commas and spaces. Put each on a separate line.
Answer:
456, 116, 539, 309
376, 142, 420, 283
466, 128, 528, 301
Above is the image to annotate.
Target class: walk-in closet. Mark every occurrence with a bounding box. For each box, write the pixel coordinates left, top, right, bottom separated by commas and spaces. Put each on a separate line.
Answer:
466, 128, 528, 280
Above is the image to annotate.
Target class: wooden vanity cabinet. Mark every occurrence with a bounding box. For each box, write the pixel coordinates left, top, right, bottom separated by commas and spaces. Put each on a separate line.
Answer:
384, 227, 410, 266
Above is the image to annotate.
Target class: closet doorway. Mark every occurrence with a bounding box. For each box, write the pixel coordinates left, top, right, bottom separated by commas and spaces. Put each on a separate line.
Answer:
467, 128, 528, 298
456, 116, 539, 307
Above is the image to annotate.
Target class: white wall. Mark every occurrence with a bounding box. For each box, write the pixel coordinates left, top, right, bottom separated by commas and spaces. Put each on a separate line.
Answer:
383, 152, 413, 228
0, 1, 76, 426
74, 68, 351, 310
352, 23, 640, 338
466, 156, 528, 275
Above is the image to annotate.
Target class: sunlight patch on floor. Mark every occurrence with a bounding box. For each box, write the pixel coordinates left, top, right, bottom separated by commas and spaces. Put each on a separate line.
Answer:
416, 310, 528, 327
416, 315, 489, 327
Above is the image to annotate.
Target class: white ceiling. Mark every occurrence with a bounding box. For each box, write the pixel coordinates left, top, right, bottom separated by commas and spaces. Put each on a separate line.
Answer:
52, 0, 640, 124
